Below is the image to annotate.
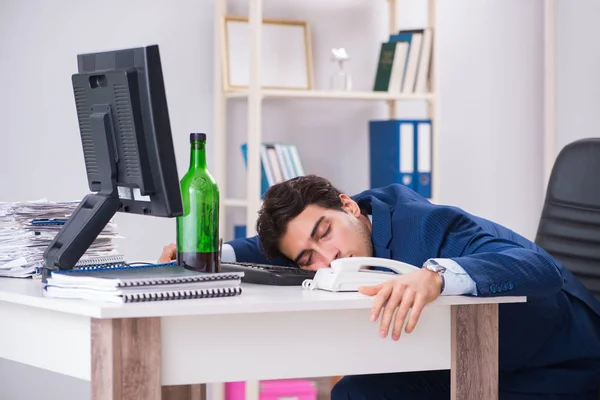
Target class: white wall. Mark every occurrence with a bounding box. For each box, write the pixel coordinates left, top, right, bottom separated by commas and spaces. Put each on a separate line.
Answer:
0, 0, 214, 398
556, 0, 600, 152
0, 0, 215, 262
437, 0, 544, 238
0, 0, 545, 398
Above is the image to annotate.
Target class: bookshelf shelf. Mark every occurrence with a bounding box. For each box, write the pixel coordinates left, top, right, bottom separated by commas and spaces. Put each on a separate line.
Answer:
225, 89, 435, 101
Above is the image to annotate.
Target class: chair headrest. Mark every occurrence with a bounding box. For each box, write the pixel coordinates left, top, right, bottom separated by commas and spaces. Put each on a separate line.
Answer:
547, 138, 600, 209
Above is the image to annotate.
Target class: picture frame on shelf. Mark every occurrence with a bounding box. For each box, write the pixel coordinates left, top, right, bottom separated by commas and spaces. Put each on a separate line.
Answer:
222, 15, 314, 91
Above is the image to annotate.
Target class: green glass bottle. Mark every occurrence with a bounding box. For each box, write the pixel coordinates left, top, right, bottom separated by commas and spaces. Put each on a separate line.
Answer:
176, 133, 220, 273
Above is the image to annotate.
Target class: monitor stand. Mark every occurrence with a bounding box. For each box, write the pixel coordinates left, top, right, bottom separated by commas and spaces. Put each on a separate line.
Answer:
42, 106, 121, 282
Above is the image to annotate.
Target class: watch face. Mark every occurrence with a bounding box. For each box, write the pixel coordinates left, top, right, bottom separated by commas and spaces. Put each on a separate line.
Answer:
426, 261, 446, 273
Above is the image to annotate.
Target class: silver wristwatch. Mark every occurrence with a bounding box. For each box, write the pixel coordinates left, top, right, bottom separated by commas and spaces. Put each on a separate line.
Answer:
423, 259, 446, 294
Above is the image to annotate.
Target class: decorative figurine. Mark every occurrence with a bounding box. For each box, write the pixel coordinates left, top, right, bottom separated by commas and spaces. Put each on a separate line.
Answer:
330, 47, 352, 91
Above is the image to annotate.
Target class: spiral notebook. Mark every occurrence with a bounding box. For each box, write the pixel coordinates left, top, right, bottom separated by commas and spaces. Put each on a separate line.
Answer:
74, 254, 126, 268
43, 261, 244, 303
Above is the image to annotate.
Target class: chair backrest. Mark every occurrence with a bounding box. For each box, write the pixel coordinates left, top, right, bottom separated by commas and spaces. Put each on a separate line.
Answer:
535, 138, 600, 299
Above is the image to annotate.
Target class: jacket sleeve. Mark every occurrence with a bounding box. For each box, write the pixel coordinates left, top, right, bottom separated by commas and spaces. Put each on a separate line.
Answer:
423, 207, 564, 298
226, 235, 293, 266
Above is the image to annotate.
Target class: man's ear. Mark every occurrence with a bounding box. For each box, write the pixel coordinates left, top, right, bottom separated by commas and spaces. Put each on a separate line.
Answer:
339, 194, 361, 217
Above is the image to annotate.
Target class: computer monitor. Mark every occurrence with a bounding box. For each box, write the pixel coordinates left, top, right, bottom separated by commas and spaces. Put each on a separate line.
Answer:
42, 45, 183, 279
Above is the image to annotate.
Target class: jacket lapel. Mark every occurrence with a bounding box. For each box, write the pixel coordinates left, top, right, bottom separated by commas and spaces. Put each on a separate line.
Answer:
368, 196, 393, 258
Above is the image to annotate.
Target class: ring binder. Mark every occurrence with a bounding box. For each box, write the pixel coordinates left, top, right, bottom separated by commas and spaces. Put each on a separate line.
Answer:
75, 254, 127, 268
65, 260, 176, 274
116, 272, 244, 287
123, 287, 243, 303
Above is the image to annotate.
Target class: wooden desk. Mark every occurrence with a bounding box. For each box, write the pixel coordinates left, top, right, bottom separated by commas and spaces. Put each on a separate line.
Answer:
0, 278, 525, 400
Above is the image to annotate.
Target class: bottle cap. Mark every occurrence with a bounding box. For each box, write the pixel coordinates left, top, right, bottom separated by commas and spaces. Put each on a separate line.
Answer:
190, 133, 207, 142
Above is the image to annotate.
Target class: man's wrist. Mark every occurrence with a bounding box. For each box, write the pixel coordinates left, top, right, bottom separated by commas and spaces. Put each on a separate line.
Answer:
425, 258, 478, 296
423, 259, 446, 294
422, 268, 444, 294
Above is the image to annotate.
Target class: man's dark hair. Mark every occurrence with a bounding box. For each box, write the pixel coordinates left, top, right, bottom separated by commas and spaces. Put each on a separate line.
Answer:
256, 174, 344, 260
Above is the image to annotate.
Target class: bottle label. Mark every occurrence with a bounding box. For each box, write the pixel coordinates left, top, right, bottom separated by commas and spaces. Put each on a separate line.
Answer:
192, 177, 207, 189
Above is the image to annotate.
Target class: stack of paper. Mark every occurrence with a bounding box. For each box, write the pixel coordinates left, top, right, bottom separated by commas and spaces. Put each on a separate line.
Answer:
0, 199, 124, 278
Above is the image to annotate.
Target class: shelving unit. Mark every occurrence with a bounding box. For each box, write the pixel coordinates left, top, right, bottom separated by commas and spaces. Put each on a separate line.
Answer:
225, 89, 435, 101
213, 0, 440, 240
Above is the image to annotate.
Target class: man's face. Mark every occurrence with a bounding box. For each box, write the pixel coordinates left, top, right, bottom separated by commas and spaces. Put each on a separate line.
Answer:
278, 194, 373, 271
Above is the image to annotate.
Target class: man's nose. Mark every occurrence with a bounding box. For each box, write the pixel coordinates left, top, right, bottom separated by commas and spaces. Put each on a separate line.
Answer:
316, 243, 339, 266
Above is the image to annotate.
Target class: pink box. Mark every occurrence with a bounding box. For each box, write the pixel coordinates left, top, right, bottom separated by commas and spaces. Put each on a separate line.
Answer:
225, 379, 317, 400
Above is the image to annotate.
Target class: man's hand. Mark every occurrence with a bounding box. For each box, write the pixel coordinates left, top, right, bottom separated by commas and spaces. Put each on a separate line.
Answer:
358, 268, 443, 341
158, 243, 177, 263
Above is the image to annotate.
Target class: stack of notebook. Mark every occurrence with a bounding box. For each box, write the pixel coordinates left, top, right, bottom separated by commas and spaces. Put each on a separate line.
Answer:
43, 261, 244, 303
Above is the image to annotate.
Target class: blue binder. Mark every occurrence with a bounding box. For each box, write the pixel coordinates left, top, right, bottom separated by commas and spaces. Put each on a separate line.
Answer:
369, 119, 432, 198
415, 120, 432, 199
234, 225, 247, 239
369, 120, 416, 191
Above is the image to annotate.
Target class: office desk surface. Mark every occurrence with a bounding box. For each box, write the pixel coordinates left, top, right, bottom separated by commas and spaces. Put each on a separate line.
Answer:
0, 278, 525, 399
0, 278, 525, 319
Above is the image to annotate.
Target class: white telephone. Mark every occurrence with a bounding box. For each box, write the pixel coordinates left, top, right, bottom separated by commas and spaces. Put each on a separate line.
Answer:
302, 256, 419, 292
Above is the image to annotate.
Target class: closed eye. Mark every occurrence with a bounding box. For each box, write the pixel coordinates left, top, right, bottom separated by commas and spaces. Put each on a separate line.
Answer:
321, 226, 331, 240
299, 252, 314, 267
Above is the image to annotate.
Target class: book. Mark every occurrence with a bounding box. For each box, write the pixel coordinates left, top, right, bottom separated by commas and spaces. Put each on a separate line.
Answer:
240, 142, 306, 199
373, 42, 398, 91
43, 262, 244, 303
287, 144, 305, 176
387, 41, 409, 93
240, 143, 273, 198
414, 28, 433, 93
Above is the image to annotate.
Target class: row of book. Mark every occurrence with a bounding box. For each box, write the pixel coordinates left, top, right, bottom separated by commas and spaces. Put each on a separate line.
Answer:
369, 119, 432, 199
237, 121, 431, 203
373, 28, 433, 94
241, 143, 305, 197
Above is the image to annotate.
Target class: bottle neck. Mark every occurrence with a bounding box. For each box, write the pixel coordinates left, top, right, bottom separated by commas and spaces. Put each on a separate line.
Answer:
189, 141, 207, 169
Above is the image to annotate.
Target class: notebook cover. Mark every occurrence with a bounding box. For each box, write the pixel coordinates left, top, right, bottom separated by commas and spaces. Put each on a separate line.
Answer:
48, 263, 244, 289
44, 285, 243, 303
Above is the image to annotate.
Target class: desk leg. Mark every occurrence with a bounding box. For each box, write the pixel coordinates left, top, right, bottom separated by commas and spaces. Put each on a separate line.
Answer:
91, 318, 162, 400
91, 318, 203, 400
451, 304, 499, 400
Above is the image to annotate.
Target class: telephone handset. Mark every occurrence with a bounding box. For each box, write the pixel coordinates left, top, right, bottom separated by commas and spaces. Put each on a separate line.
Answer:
302, 256, 419, 292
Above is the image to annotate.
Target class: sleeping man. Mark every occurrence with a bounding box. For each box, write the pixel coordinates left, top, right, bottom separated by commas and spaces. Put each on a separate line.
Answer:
159, 174, 600, 399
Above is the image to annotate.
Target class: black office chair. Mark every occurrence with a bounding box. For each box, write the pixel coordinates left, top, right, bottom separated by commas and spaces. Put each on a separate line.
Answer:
535, 138, 600, 300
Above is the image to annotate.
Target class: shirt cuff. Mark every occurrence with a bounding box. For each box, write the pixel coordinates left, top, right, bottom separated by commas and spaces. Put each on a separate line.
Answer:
430, 258, 477, 296
221, 244, 237, 262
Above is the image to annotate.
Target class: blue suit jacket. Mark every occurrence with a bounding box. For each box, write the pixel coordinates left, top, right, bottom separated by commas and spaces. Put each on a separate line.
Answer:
228, 184, 600, 394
